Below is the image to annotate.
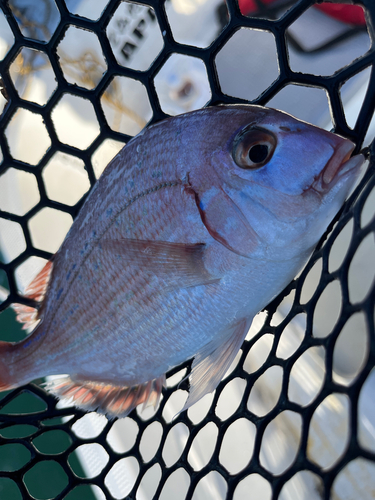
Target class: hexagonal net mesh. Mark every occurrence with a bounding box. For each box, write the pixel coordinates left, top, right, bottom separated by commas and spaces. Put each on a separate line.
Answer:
0, 0, 374, 499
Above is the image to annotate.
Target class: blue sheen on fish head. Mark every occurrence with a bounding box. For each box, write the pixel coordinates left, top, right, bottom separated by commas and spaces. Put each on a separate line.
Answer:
190, 105, 364, 262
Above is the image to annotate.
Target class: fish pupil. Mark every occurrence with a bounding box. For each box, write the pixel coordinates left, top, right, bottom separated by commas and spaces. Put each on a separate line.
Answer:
249, 144, 269, 163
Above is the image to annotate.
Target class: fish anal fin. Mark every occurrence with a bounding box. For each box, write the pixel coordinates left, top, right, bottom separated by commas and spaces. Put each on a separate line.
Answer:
45, 374, 166, 419
13, 260, 53, 330
181, 317, 252, 413
100, 238, 220, 289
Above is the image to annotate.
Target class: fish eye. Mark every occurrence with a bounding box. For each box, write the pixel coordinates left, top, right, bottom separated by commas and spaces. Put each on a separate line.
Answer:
232, 127, 277, 169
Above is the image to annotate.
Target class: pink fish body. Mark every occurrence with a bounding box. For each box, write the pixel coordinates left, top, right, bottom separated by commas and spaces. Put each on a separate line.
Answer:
0, 105, 364, 417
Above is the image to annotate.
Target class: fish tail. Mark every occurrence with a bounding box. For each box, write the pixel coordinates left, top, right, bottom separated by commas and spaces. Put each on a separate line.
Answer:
0, 341, 18, 392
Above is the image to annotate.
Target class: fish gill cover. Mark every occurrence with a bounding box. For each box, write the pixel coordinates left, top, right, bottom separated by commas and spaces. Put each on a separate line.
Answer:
0, 0, 374, 499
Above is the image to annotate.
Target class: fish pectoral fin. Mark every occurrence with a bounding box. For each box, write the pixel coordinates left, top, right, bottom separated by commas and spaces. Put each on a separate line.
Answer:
181, 317, 252, 413
13, 260, 53, 331
45, 374, 166, 419
100, 238, 220, 289
195, 187, 259, 257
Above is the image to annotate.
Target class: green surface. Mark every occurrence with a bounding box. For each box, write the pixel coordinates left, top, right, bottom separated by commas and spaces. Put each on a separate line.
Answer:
33, 429, 72, 455
23, 460, 69, 499
0, 478, 22, 500
0, 443, 31, 472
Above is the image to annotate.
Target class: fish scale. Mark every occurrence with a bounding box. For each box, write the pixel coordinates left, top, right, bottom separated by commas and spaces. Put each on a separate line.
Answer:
39, 190, 214, 376
0, 105, 364, 418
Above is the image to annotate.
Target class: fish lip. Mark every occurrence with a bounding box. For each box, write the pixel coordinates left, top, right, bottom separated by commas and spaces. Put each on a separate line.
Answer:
323, 140, 355, 185
312, 140, 364, 193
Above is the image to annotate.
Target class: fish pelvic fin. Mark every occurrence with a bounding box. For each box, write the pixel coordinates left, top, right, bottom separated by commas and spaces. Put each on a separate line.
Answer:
180, 317, 252, 413
13, 260, 53, 331
45, 374, 166, 419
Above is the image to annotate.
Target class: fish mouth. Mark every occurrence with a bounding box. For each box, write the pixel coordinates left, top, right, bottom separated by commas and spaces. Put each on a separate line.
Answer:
312, 140, 364, 193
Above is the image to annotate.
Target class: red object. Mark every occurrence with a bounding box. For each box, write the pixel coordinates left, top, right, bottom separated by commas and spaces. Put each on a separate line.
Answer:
238, 0, 366, 26
314, 5, 366, 26
238, 0, 276, 13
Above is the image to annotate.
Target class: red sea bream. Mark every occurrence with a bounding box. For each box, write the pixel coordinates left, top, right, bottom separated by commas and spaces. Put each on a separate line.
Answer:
0, 105, 364, 417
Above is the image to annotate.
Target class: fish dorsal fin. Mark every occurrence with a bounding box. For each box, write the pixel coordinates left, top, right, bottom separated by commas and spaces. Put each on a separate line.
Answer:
12, 304, 39, 330
45, 374, 166, 419
24, 260, 53, 302
181, 317, 251, 413
13, 260, 53, 330
100, 239, 220, 290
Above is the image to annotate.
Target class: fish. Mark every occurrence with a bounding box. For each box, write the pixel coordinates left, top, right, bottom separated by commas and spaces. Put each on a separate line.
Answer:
0, 105, 364, 418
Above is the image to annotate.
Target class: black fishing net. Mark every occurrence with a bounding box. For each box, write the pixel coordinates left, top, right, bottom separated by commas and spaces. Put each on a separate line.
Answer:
0, 0, 374, 499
